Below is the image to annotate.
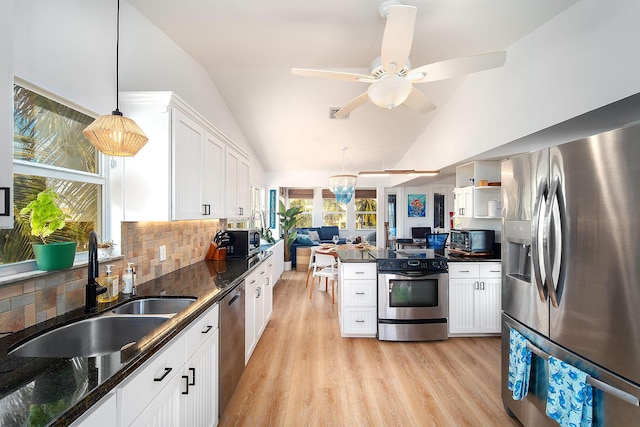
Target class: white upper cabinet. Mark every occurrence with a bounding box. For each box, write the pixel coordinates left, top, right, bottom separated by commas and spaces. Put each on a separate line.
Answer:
0, 3, 13, 229
225, 148, 250, 218
454, 160, 501, 220
117, 92, 250, 221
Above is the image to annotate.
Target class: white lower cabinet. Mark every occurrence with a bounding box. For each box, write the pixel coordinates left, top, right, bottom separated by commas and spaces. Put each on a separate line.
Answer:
448, 262, 502, 335
245, 260, 273, 364
117, 303, 219, 427
180, 328, 219, 427
339, 262, 377, 337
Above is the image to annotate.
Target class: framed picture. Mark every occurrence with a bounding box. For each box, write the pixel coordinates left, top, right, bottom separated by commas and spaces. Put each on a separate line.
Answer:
408, 194, 426, 217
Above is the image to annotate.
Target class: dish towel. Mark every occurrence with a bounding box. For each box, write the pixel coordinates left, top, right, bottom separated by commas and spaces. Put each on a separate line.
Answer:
508, 328, 532, 400
546, 356, 593, 427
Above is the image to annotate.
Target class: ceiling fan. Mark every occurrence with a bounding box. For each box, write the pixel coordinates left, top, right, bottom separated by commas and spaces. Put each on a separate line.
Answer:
291, 1, 506, 118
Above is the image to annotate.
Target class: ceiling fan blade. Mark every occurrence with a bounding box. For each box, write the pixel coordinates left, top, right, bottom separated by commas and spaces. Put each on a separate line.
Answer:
403, 88, 436, 114
380, 5, 417, 73
408, 51, 507, 83
291, 68, 374, 83
334, 92, 369, 118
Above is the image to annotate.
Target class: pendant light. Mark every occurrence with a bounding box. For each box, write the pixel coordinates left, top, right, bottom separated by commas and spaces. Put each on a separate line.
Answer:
329, 147, 357, 204
83, 0, 148, 157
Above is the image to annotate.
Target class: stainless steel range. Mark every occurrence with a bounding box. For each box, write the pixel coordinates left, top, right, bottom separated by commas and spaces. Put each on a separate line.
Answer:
377, 250, 448, 341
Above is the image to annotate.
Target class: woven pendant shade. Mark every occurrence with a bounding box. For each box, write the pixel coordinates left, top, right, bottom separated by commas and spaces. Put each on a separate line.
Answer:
83, 110, 148, 157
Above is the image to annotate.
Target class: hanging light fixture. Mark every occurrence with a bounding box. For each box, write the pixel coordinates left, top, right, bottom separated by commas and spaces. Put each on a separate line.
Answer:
329, 147, 357, 204
83, 0, 148, 157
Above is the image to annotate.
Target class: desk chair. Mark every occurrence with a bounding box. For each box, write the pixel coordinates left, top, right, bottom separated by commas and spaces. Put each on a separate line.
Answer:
425, 233, 449, 250
310, 252, 338, 304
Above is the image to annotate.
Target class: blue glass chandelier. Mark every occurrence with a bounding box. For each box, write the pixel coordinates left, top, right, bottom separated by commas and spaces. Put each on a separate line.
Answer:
329, 147, 357, 204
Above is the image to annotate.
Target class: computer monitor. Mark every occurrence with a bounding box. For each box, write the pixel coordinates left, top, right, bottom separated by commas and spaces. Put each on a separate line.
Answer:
411, 227, 431, 242
426, 233, 449, 250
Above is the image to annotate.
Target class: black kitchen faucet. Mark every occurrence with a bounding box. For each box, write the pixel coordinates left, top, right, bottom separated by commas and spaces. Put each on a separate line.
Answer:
85, 231, 107, 314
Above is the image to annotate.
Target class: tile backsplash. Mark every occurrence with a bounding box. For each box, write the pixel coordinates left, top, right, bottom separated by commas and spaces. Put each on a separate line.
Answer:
0, 219, 224, 333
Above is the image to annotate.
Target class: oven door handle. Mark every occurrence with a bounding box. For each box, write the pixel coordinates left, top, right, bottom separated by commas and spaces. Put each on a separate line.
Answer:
387, 271, 437, 278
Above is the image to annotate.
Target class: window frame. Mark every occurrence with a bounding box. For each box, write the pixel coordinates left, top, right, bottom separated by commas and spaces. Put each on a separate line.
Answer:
354, 189, 377, 230
1, 78, 107, 277
321, 189, 347, 229
288, 188, 313, 228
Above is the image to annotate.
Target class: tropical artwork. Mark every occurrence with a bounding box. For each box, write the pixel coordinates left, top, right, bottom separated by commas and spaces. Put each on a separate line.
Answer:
408, 194, 426, 217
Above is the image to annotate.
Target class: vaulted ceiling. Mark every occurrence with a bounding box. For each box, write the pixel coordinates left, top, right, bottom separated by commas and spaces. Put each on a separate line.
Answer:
128, 0, 579, 174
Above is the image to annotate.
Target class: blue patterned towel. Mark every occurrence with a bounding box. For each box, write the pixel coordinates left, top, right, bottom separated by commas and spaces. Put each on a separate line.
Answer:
508, 328, 532, 400
546, 356, 593, 427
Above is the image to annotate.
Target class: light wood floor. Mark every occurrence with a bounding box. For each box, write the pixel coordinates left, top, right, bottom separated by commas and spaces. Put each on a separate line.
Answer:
219, 270, 520, 427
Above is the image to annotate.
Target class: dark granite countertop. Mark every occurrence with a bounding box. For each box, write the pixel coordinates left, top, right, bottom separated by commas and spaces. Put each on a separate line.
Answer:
0, 252, 271, 427
337, 248, 500, 263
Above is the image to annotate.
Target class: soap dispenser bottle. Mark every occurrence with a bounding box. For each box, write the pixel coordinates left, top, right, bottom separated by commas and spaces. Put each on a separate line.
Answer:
122, 263, 134, 294
97, 264, 119, 303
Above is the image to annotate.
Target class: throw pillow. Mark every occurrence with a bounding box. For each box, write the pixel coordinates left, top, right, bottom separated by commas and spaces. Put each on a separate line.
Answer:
295, 234, 314, 245
307, 230, 320, 242
297, 229, 308, 235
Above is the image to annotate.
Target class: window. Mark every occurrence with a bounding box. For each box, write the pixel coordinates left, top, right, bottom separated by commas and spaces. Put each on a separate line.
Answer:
288, 189, 313, 228
1, 82, 104, 268
322, 190, 346, 229
355, 189, 377, 229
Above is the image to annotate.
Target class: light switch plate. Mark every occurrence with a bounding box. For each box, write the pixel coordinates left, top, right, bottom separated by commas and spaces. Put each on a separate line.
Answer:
159, 245, 166, 262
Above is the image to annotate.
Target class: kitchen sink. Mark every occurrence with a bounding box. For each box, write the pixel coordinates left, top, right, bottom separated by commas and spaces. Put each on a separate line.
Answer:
111, 297, 197, 315
8, 315, 169, 358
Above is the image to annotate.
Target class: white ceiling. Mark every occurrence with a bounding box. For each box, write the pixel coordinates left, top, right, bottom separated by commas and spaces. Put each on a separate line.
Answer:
128, 0, 579, 174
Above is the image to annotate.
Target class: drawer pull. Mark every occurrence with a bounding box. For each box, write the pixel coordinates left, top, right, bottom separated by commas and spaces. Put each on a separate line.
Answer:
202, 325, 213, 334
188, 367, 196, 386
355, 320, 365, 323
154, 367, 172, 382
355, 292, 365, 295
490, 270, 500, 273
460, 270, 470, 273
182, 375, 190, 395
355, 272, 364, 275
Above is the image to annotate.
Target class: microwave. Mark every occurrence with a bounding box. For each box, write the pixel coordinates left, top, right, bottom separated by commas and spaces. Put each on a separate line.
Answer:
226, 229, 260, 258
450, 229, 495, 253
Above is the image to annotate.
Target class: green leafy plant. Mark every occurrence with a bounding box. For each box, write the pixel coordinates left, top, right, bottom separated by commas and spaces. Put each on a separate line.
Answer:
19, 189, 70, 244
254, 210, 275, 244
277, 201, 303, 262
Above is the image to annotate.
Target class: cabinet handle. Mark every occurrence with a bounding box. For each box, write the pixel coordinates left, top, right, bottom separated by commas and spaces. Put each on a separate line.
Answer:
250, 279, 256, 284
182, 375, 190, 395
202, 204, 211, 215
490, 270, 500, 273
481, 281, 485, 291
188, 367, 196, 386
355, 271, 364, 275
256, 287, 261, 298
355, 292, 365, 295
355, 319, 365, 323
460, 270, 470, 273
202, 325, 213, 334
154, 367, 172, 382
260, 270, 265, 275
474, 281, 479, 290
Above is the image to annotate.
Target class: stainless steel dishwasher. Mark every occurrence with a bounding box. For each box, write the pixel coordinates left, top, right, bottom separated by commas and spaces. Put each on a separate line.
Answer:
219, 280, 245, 417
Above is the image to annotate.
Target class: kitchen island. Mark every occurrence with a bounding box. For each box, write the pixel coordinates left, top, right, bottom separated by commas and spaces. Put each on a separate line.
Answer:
0, 252, 272, 426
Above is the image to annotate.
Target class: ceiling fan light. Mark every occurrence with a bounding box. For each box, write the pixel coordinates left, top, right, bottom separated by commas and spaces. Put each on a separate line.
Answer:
368, 74, 412, 109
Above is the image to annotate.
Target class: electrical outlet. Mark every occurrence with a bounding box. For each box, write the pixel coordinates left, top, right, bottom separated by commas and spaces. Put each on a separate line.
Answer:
159, 245, 166, 262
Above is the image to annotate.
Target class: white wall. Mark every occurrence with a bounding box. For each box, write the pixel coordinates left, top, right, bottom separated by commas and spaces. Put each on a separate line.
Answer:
396, 0, 640, 173
10, 0, 265, 187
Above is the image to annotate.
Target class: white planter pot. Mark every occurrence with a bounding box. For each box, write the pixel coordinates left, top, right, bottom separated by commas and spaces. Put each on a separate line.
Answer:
283, 261, 292, 271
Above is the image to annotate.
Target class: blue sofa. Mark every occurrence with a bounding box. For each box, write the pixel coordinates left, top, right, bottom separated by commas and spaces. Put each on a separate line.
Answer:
290, 226, 345, 266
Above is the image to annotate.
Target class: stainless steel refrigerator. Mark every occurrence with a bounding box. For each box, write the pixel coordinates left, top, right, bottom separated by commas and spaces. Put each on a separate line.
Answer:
501, 123, 640, 426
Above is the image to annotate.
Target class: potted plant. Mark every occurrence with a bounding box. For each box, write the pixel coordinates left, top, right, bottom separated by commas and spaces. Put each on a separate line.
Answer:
277, 201, 303, 270
254, 210, 275, 244
19, 189, 77, 271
